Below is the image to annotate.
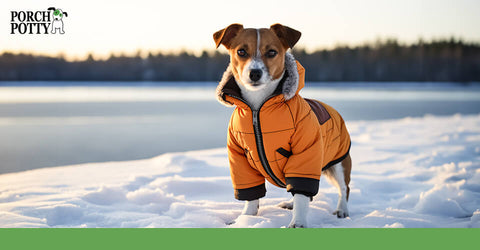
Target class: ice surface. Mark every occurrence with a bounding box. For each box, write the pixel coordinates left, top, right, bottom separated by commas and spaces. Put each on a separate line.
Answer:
0, 114, 479, 228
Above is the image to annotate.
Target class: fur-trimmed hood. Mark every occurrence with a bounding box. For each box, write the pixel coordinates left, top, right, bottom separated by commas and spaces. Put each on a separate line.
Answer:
216, 52, 305, 108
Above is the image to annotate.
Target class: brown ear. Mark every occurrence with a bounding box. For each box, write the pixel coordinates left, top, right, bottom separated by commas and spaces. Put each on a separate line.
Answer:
270, 23, 301, 49
213, 23, 244, 49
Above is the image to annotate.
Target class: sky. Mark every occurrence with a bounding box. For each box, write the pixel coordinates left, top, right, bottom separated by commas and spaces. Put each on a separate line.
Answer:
1, 0, 479, 60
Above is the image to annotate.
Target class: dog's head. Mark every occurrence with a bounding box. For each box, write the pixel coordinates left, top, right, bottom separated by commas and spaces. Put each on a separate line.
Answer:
213, 23, 301, 91
48, 7, 68, 21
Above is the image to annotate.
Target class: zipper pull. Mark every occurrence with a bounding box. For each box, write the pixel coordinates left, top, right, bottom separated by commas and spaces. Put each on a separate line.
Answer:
252, 110, 258, 125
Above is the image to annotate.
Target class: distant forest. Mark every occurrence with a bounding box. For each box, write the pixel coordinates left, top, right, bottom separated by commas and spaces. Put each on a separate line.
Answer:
1, 38, 479, 82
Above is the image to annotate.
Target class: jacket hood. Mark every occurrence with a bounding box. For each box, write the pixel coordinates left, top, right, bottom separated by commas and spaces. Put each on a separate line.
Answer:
216, 52, 305, 107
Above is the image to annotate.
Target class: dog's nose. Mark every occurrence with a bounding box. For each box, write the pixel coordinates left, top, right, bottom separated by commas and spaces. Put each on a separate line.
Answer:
249, 69, 262, 82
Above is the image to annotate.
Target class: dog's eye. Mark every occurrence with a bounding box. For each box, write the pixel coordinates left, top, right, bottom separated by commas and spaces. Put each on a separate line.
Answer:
237, 49, 247, 57
266, 50, 278, 58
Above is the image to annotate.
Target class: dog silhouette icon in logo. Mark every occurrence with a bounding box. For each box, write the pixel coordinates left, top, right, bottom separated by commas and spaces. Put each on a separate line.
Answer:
48, 7, 68, 34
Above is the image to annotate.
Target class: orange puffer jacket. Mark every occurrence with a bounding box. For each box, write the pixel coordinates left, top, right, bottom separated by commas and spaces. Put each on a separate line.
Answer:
216, 53, 351, 200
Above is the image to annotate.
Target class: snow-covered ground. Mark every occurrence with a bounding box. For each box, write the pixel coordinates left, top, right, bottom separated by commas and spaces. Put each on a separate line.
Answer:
1, 114, 479, 228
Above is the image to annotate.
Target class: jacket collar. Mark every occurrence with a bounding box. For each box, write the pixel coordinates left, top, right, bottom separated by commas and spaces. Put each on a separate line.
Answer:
216, 52, 304, 108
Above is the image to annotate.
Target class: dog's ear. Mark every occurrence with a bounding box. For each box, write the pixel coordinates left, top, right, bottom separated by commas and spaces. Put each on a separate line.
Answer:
270, 23, 301, 49
47, 7, 56, 11
213, 23, 244, 49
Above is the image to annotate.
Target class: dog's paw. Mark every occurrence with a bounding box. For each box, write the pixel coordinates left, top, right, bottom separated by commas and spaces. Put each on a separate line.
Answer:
288, 222, 306, 228
288, 217, 307, 228
334, 198, 349, 218
333, 209, 349, 218
225, 220, 236, 226
277, 200, 294, 210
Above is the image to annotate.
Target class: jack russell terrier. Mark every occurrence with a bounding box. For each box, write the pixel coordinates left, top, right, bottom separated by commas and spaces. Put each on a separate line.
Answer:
214, 23, 352, 228
48, 7, 67, 34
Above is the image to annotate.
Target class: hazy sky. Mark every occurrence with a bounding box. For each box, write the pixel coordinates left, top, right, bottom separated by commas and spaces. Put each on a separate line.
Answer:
2, 0, 479, 60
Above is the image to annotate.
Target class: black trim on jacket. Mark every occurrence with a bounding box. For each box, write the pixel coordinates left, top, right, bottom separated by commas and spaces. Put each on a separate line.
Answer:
235, 183, 266, 201
285, 177, 319, 198
321, 142, 351, 171
276, 147, 293, 158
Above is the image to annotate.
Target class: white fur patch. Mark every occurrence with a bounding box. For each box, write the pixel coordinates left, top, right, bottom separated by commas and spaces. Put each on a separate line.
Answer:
256, 29, 261, 58
237, 74, 282, 110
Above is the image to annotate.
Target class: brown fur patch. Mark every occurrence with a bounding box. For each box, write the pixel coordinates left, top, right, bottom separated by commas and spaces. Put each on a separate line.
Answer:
259, 29, 286, 80
227, 29, 258, 82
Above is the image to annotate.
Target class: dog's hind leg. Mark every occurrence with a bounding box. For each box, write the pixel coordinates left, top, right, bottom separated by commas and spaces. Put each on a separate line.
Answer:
323, 154, 351, 218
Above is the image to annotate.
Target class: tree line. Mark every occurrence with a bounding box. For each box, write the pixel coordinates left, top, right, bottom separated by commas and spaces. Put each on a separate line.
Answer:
1, 38, 479, 82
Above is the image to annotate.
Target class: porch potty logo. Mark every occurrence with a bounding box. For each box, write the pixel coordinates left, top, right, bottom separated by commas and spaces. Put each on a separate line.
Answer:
10, 7, 68, 34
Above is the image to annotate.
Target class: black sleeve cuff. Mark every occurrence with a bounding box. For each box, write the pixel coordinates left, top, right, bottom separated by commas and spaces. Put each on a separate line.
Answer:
235, 183, 266, 201
285, 177, 319, 197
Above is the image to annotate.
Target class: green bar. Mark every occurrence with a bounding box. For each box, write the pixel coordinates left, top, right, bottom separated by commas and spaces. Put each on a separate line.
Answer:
0, 228, 478, 249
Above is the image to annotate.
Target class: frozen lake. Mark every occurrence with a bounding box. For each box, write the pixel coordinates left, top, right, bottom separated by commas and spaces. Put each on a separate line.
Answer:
0, 82, 479, 175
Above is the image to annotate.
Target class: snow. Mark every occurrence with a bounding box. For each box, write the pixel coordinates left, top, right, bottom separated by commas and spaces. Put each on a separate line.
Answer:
0, 114, 479, 228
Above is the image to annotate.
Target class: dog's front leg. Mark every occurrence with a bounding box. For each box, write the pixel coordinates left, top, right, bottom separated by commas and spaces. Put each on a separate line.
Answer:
288, 193, 309, 228
241, 199, 259, 215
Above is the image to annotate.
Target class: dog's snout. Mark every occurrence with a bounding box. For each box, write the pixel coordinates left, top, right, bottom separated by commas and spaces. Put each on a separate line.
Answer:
249, 69, 262, 82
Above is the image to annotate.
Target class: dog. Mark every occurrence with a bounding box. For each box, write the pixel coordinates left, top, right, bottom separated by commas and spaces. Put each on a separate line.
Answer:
214, 23, 352, 228
48, 7, 68, 34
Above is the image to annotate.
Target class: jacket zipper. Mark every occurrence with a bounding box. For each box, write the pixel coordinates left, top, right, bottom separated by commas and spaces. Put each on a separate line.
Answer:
225, 93, 286, 188
252, 109, 286, 188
